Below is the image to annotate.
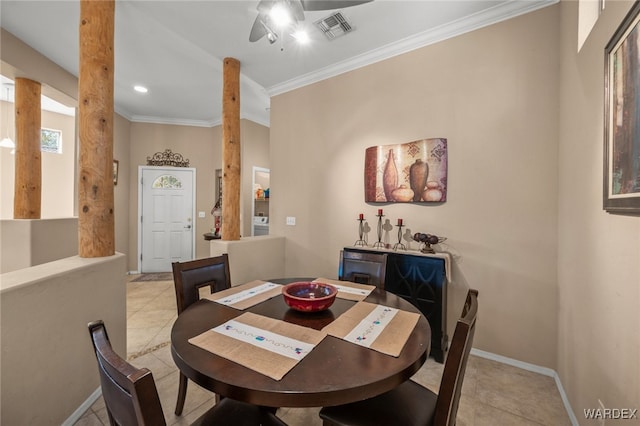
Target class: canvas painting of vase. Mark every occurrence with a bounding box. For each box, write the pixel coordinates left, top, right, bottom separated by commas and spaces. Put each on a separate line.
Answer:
364, 138, 447, 203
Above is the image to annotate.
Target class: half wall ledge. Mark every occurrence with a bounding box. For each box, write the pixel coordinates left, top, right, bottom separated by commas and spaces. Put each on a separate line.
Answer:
1, 253, 127, 425
209, 235, 285, 286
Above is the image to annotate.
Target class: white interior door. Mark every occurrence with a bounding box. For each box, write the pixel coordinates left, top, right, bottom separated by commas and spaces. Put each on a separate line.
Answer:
140, 167, 195, 272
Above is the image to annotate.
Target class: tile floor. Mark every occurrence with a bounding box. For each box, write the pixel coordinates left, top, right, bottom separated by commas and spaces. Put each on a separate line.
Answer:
75, 276, 573, 426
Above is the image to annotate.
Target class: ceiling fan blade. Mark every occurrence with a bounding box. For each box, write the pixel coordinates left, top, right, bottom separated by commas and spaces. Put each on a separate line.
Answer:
289, 0, 306, 21
251, 0, 277, 42
300, 0, 372, 11
256, 0, 277, 13
249, 15, 268, 42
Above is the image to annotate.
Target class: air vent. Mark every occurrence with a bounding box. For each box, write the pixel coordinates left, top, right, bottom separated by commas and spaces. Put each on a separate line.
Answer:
315, 12, 353, 40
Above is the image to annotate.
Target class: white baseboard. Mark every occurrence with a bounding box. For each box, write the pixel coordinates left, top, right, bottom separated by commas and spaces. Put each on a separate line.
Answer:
61, 387, 102, 426
470, 348, 579, 426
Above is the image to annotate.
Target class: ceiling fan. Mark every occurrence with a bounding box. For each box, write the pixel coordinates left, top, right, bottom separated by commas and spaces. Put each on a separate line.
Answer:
249, 0, 372, 44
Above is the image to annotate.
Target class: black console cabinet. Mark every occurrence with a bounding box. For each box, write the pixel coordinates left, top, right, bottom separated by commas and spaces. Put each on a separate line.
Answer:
344, 247, 449, 363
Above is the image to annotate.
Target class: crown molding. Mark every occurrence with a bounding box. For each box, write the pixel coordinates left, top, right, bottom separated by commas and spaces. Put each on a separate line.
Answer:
114, 105, 133, 122
126, 111, 269, 128
241, 111, 270, 128
127, 115, 214, 128
267, 0, 558, 96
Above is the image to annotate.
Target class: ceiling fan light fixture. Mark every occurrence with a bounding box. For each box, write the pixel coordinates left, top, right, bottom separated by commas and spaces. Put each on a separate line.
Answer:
267, 30, 279, 44
292, 29, 310, 44
258, 19, 279, 44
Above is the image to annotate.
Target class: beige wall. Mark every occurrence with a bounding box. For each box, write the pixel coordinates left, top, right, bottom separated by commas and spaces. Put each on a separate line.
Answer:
41, 109, 76, 217
1, 100, 16, 215
0, 218, 78, 273
558, 0, 640, 418
271, 6, 560, 369
210, 236, 285, 286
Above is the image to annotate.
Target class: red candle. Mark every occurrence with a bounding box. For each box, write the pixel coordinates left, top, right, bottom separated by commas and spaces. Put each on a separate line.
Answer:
397, 218, 403, 226
378, 209, 383, 216
359, 213, 364, 220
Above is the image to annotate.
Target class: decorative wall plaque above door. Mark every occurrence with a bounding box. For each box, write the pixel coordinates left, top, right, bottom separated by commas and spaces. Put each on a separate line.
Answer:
146, 149, 190, 167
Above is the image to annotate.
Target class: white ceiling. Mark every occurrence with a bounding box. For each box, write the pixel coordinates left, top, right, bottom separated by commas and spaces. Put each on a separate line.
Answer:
0, 0, 556, 127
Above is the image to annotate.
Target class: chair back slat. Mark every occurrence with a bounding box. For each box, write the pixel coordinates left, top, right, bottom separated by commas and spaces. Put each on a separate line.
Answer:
172, 254, 231, 314
88, 321, 166, 426
434, 289, 478, 426
339, 250, 388, 289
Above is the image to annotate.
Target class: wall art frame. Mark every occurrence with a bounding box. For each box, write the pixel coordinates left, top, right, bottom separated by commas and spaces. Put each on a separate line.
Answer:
364, 138, 447, 203
604, 0, 640, 215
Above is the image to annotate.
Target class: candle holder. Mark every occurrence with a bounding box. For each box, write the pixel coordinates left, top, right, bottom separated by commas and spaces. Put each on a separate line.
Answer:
354, 217, 367, 247
393, 224, 407, 251
373, 213, 385, 248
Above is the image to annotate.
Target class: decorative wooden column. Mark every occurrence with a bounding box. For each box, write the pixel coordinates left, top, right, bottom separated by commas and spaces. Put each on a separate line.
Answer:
13, 78, 42, 219
78, 0, 115, 257
221, 57, 241, 241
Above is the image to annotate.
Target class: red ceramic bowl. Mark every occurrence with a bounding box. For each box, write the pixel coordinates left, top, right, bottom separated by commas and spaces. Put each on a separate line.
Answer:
282, 281, 338, 312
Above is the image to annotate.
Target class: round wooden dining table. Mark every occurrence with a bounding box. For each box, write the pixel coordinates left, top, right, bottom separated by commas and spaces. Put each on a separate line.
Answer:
170, 278, 431, 408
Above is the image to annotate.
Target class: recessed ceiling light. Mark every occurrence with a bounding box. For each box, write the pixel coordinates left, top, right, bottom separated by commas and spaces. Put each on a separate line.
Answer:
134, 85, 148, 93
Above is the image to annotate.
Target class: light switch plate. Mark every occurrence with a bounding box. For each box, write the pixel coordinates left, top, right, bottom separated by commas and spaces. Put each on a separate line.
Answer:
286, 216, 296, 226
198, 211, 206, 218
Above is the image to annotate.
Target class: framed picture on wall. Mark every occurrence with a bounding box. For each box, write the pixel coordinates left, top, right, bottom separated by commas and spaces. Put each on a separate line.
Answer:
364, 138, 447, 203
604, 1, 640, 214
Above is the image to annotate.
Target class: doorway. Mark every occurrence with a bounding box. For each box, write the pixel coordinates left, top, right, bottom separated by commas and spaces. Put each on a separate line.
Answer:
138, 166, 196, 272
252, 167, 270, 236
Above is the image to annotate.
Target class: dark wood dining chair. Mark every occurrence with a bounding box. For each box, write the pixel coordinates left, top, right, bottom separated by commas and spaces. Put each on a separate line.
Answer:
171, 254, 232, 415
338, 250, 388, 289
88, 320, 287, 426
88, 320, 166, 425
319, 289, 479, 426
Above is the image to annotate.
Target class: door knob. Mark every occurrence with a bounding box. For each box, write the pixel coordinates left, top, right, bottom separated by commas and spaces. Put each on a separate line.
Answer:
184, 225, 192, 229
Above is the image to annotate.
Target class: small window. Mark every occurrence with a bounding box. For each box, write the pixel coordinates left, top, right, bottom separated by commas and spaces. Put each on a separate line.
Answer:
41, 128, 62, 153
152, 175, 182, 189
